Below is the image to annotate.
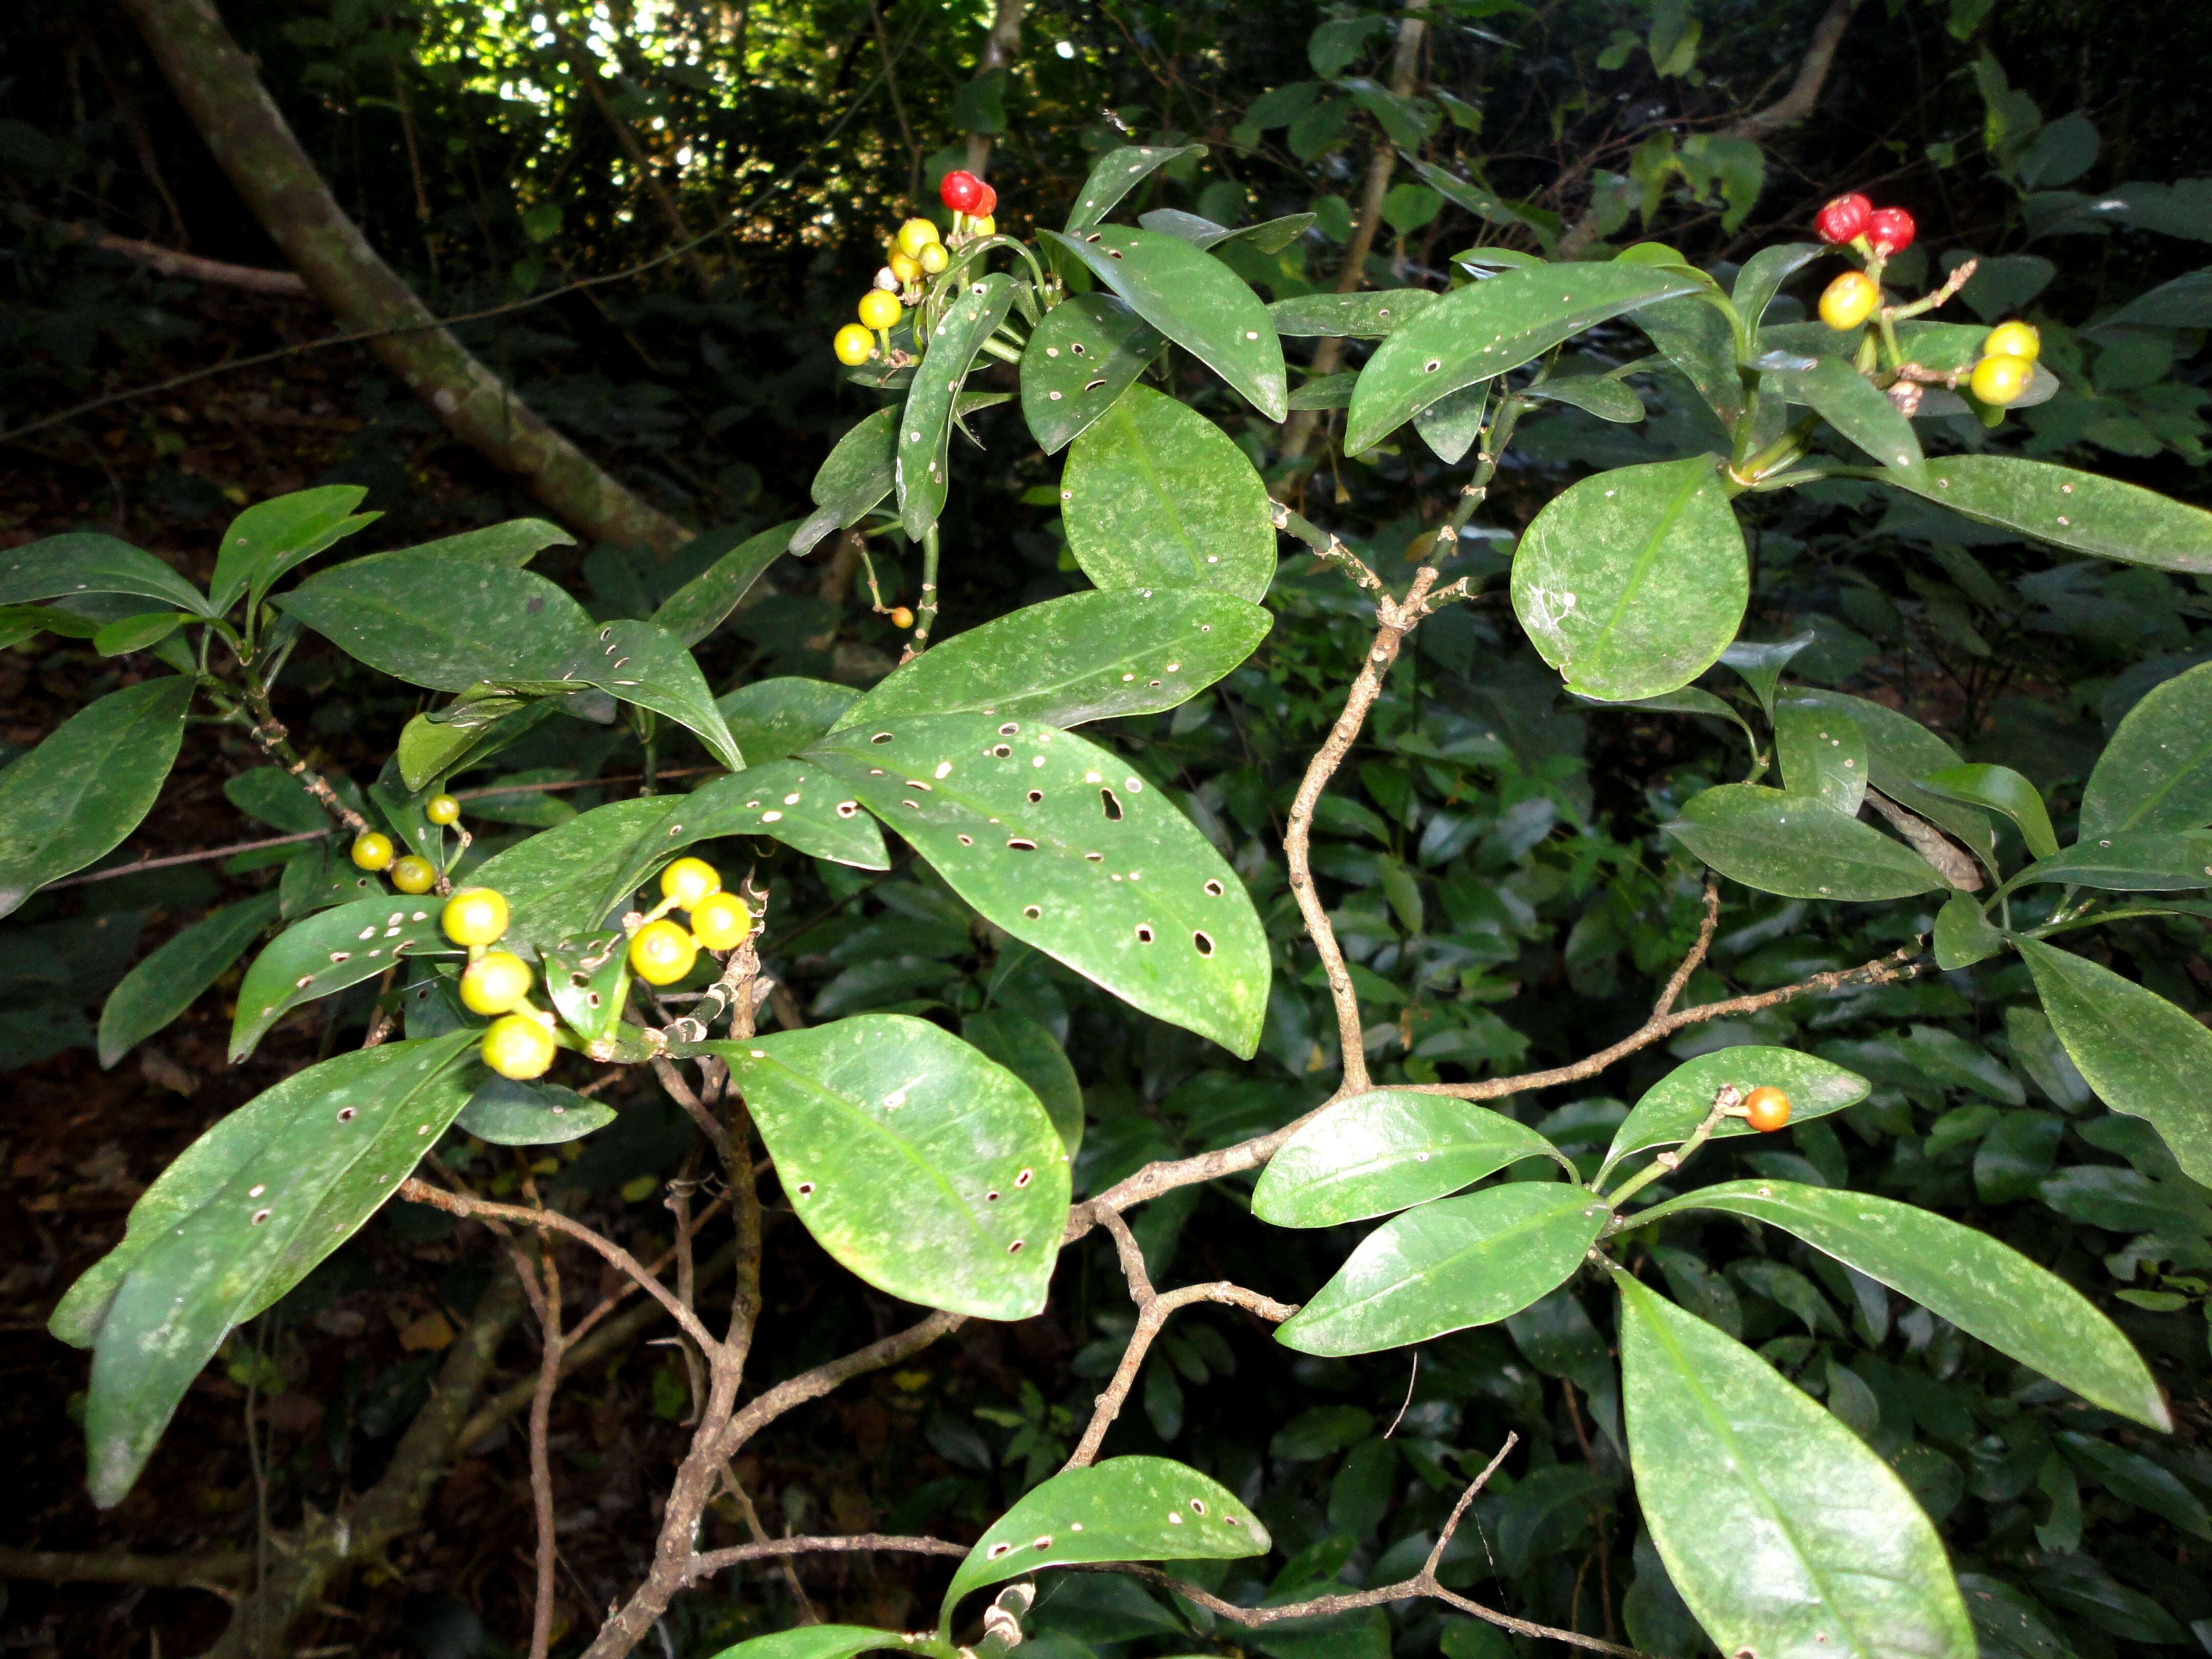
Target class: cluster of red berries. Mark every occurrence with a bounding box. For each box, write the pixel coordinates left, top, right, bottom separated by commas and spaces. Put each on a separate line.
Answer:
1814, 192, 1915, 258
831, 169, 1002, 370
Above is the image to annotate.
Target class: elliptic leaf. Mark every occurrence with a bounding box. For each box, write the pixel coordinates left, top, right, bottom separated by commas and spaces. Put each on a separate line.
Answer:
806, 715, 1270, 1056
1634, 1180, 2170, 1431
276, 553, 592, 691
1522, 374, 1645, 423
1065, 143, 1207, 233
1040, 228, 1287, 420
230, 894, 461, 1060
962, 1008, 1084, 1156
791, 407, 898, 557
1774, 702, 1867, 815
563, 618, 743, 770
1510, 456, 1747, 701
0, 533, 211, 616
0, 677, 194, 918
1634, 293, 1746, 429
651, 522, 795, 647
98, 894, 281, 1067
1253, 1091, 1568, 1227
1413, 379, 1491, 462
2017, 938, 2212, 1185
1731, 243, 1823, 336
677, 762, 891, 869
1769, 354, 1924, 478
2000, 831, 2212, 894
1664, 783, 1948, 901
697, 1016, 1071, 1319
1932, 893, 2005, 971
394, 518, 575, 565
897, 273, 1018, 539
835, 588, 1270, 731
1266, 290, 1438, 338
473, 797, 684, 948
942, 1455, 1267, 1632
211, 485, 376, 613
1063, 387, 1275, 602
705, 1629, 919, 1659
1891, 456, 2212, 574
1598, 1047, 1869, 1188
1617, 1271, 1976, 1659
1777, 691, 1995, 865
1019, 293, 1165, 454
716, 678, 860, 764
538, 931, 630, 1045
1918, 764, 2058, 860
94, 611, 192, 657
2079, 662, 2212, 836
1347, 262, 1701, 454
457, 1076, 616, 1146
1138, 207, 1316, 253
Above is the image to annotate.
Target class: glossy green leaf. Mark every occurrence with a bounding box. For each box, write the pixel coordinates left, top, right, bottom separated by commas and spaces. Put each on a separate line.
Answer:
716, 678, 859, 764
677, 762, 891, 869
791, 407, 899, 557
573, 618, 743, 770
1633, 293, 1747, 428
1731, 243, 1824, 336
1522, 374, 1645, 422
230, 894, 461, 1060
1932, 893, 2006, 970
2058, 1432, 2210, 1538
807, 714, 1268, 1056
1777, 691, 1996, 866
1890, 456, 2212, 574
698, 1016, 1070, 1318
1062, 387, 1275, 602
1065, 142, 1207, 231
224, 766, 333, 834
1348, 263, 1701, 454
1413, 380, 1491, 462
1266, 289, 1438, 338
98, 894, 282, 1068
396, 518, 576, 565
1019, 293, 1165, 454
942, 1455, 1267, 1631
963, 1008, 1083, 1156
2001, 831, 2212, 893
1918, 764, 2058, 859
651, 522, 796, 647
1637, 1180, 2168, 1431
1598, 1046, 1870, 1187
69, 1032, 479, 1506
210, 485, 376, 613
1277, 1184, 1608, 1357
1769, 354, 1924, 478
473, 796, 682, 948
1040, 228, 1287, 420
277, 552, 592, 691
2079, 662, 2212, 836
1139, 207, 1316, 253
0, 603, 99, 648
1253, 1091, 1568, 1227
457, 1076, 616, 1146
0, 677, 194, 919
837, 589, 1270, 731
1664, 783, 1948, 901
93, 611, 192, 657
1775, 701, 1867, 814
538, 930, 630, 1046
705, 1627, 919, 1659
2017, 938, 2212, 1185
1616, 1270, 1975, 1659
1510, 456, 1747, 701
0, 533, 212, 616
898, 272, 1018, 539
395, 697, 559, 793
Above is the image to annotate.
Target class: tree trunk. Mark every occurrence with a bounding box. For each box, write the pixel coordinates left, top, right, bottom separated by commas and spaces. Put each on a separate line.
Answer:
119, 0, 691, 556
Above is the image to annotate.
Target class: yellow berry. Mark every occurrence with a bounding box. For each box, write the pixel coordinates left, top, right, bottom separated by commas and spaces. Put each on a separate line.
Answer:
460, 950, 534, 1015
896, 217, 941, 259
628, 919, 698, 987
425, 793, 461, 826
660, 856, 722, 909
889, 251, 920, 284
482, 1012, 556, 1080
834, 323, 876, 366
917, 242, 948, 275
442, 886, 511, 947
1970, 353, 2034, 407
690, 891, 752, 951
1984, 320, 2041, 363
350, 832, 394, 871
857, 289, 903, 331
1818, 270, 1880, 332
889, 605, 915, 628
390, 855, 436, 895
970, 214, 995, 239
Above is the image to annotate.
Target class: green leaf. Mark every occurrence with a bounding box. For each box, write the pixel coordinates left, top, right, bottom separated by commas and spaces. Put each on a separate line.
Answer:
962, 1008, 1083, 1156
231, 894, 460, 1060
1664, 783, 1948, 900
715, 678, 859, 764
1521, 374, 1645, 423
1062, 386, 1276, 602
1636, 1181, 2170, 1431
1347, 263, 1701, 455
704, 1627, 919, 1659
1277, 1184, 1608, 1357
1933, 893, 2006, 970
276, 552, 593, 691
2080, 662, 2212, 836
2001, 831, 2212, 893
1775, 701, 1866, 814
1916, 764, 2058, 860
1139, 207, 1316, 254
1039, 228, 1287, 420
390, 517, 576, 567
1065, 143, 1208, 232
806, 714, 1269, 1056
941, 1455, 1268, 1633
836, 589, 1270, 731
1633, 293, 1746, 428
457, 1076, 616, 1146
1769, 354, 1925, 478
578, 618, 744, 770
1890, 456, 2212, 574
1598, 1046, 1870, 1187
210, 485, 376, 613
897, 272, 1018, 539
226, 766, 331, 834
1615, 1271, 1975, 1659
538, 931, 631, 1047
395, 698, 559, 793
0, 532, 211, 617
71, 1033, 479, 1506
1777, 691, 1996, 865
1412, 380, 1491, 463
2058, 1432, 2210, 1537
93, 611, 192, 657
1266, 289, 1438, 338
697, 1016, 1070, 1318
472, 797, 682, 948
791, 407, 898, 557
99, 894, 282, 1068
1019, 293, 1166, 454
676, 762, 891, 870
0, 677, 195, 919
1731, 243, 1824, 336
650, 522, 795, 647
1509, 456, 1746, 701
1253, 1091, 1568, 1227
2017, 938, 2212, 1184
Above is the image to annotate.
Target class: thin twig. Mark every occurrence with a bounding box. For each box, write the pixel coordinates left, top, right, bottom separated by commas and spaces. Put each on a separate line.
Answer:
684, 1535, 966, 1583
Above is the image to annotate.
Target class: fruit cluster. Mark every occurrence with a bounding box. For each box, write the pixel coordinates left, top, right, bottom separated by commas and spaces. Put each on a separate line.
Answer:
348, 791, 464, 895
1968, 318, 2040, 407
831, 169, 998, 367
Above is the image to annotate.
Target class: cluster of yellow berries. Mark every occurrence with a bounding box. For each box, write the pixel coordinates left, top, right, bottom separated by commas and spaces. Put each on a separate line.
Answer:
832, 171, 1001, 367
629, 856, 754, 986
349, 792, 464, 895
1966, 319, 2040, 408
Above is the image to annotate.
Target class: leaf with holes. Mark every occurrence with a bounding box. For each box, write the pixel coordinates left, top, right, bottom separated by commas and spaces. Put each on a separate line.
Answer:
63, 1032, 480, 1506
806, 714, 1268, 1056
1062, 387, 1275, 602
1616, 1270, 1975, 1659
1775, 702, 1867, 814
457, 1076, 616, 1146
1253, 1092, 1569, 1227
1064, 143, 1208, 232
1346, 262, 1701, 454
1597, 1047, 1871, 1189
277, 552, 592, 691
0, 677, 195, 919
791, 407, 899, 556
1019, 293, 1165, 454
2001, 831, 2212, 894
1768, 354, 1925, 479
1889, 456, 2212, 574
1276, 1184, 1610, 1357
538, 930, 630, 1045
98, 894, 282, 1068
1266, 289, 1439, 338
1040, 228, 1287, 420
2080, 663, 2212, 836
941, 1456, 1268, 1634
835, 589, 1270, 731
230, 895, 461, 1061
677, 763, 890, 869
651, 521, 796, 647
560, 618, 742, 770
0, 533, 212, 616
698, 1016, 1069, 1318
1666, 783, 1948, 901
1510, 456, 1746, 701
897, 273, 1018, 538
210, 485, 378, 614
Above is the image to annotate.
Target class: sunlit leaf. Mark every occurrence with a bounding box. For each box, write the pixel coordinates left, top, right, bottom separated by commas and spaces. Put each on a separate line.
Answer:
1253, 1091, 1568, 1227
1019, 293, 1165, 454
1598, 1046, 1870, 1187
1664, 783, 1948, 901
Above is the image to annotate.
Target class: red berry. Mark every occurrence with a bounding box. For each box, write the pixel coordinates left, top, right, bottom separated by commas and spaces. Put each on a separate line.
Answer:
940, 170, 986, 213
1866, 206, 1916, 257
1814, 193, 1870, 245
975, 181, 998, 218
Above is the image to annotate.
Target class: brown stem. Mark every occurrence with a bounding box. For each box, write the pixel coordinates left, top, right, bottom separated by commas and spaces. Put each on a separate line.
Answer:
685, 1535, 967, 1582
24, 212, 307, 293
0, 1548, 252, 1591
1651, 875, 1721, 1018
722, 1473, 819, 1622
524, 1238, 564, 1659
238, 679, 369, 836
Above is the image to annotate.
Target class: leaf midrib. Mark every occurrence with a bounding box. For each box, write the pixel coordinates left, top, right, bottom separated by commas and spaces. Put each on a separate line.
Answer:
1308, 1193, 1595, 1329
1575, 462, 1705, 688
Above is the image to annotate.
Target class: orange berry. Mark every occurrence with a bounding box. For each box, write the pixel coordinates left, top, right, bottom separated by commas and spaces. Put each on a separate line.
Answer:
1743, 1086, 1792, 1133
889, 605, 914, 628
